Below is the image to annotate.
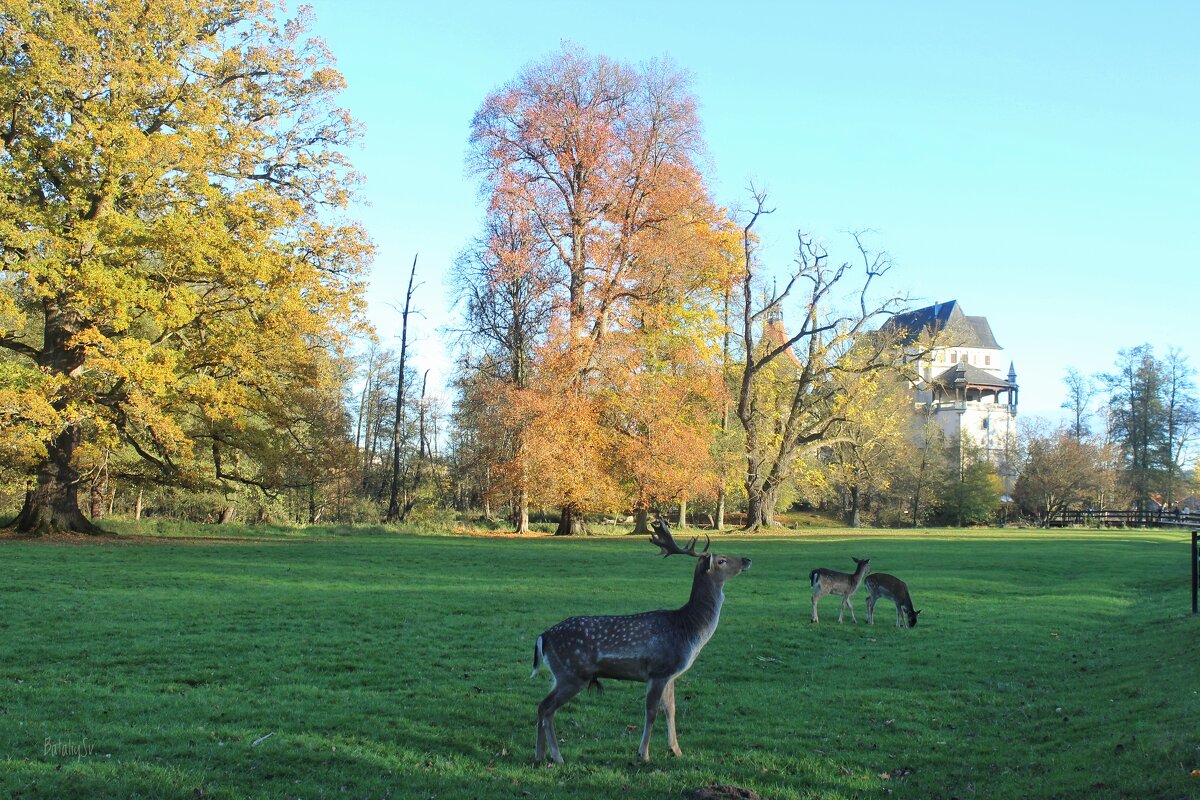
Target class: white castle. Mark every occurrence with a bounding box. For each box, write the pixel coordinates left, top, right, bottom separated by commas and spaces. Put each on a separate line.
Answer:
885, 300, 1018, 486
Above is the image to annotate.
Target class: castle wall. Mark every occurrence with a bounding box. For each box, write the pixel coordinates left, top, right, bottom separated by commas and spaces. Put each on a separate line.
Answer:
925, 398, 1018, 491
915, 346, 1007, 382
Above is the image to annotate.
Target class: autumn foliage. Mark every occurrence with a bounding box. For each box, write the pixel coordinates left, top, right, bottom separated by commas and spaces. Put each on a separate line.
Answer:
458, 46, 737, 532
0, 0, 370, 532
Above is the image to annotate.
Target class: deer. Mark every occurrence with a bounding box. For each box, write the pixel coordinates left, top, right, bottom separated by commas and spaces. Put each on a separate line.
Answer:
809, 557, 870, 623
530, 519, 751, 764
865, 573, 921, 628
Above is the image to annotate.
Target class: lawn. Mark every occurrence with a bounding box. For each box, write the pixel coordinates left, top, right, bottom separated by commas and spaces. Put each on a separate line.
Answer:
1, 525, 1197, 799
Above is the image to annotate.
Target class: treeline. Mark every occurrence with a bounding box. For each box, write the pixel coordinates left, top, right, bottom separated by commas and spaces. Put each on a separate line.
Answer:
1014, 347, 1199, 526
2, 8, 1194, 534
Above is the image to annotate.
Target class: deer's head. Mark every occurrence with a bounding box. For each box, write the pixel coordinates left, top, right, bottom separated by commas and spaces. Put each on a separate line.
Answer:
905, 607, 922, 627
649, 519, 751, 586
695, 551, 752, 584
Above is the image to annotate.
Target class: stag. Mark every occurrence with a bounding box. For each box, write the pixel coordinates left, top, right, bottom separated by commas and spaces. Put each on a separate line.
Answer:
530, 519, 751, 764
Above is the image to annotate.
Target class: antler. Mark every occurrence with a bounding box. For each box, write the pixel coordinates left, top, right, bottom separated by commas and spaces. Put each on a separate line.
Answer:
649, 518, 710, 558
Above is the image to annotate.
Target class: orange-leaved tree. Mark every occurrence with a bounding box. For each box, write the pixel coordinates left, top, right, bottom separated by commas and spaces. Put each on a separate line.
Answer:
465, 45, 734, 533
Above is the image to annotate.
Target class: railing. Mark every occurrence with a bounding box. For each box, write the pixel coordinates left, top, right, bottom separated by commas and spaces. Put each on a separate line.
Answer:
1048, 509, 1200, 529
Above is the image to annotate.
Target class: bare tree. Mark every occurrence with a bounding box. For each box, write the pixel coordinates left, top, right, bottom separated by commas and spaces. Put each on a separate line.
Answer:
733, 188, 907, 530
385, 255, 420, 523
1014, 426, 1106, 526
1061, 367, 1096, 441
449, 211, 554, 532
1162, 348, 1199, 506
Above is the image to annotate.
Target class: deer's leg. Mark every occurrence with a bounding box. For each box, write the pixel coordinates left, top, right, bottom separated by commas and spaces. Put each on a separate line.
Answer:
661, 677, 682, 757
866, 593, 876, 625
536, 676, 586, 764
845, 595, 858, 623
836, 594, 846, 623
535, 710, 549, 763
638, 677, 670, 762
811, 591, 821, 623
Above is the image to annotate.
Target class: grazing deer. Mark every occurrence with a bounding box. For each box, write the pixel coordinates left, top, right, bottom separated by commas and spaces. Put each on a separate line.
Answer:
809, 557, 870, 623
865, 573, 921, 628
530, 520, 751, 764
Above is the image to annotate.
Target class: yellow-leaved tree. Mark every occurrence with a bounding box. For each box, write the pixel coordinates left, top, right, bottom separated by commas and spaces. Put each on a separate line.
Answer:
0, 0, 370, 533
822, 357, 917, 527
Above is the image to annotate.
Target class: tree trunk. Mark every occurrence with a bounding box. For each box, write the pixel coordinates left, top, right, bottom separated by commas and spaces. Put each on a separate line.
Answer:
677, 497, 688, 528
761, 484, 779, 527
134, 486, 144, 521
386, 254, 419, 523
15, 303, 101, 535
555, 505, 587, 536
742, 448, 769, 530
512, 489, 530, 534
845, 485, 861, 527
744, 489, 768, 531
715, 489, 726, 531
219, 505, 236, 524
89, 458, 109, 519
744, 476, 782, 530
15, 423, 101, 535
631, 507, 652, 535
90, 480, 105, 519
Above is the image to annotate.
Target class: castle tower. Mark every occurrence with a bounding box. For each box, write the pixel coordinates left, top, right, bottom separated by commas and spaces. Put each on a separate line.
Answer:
885, 300, 1018, 489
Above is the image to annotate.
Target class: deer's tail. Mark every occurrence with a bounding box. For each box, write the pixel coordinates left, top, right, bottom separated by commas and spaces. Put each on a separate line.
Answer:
530, 635, 544, 678
809, 569, 819, 589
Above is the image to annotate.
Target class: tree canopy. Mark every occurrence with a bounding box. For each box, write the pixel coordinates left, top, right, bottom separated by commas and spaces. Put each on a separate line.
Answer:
0, 0, 370, 532
461, 45, 736, 533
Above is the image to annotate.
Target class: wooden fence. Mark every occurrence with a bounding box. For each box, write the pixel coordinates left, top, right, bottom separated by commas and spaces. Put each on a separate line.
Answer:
1048, 509, 1200, 529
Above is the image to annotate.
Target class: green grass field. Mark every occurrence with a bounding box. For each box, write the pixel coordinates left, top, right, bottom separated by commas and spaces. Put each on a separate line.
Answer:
2, 526, 1198, 799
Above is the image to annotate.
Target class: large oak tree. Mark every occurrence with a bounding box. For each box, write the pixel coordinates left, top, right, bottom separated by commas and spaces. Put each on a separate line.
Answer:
0, 0, 369, 533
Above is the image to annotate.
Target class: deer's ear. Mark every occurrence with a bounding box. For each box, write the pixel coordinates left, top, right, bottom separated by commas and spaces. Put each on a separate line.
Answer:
701, 552, 715, 573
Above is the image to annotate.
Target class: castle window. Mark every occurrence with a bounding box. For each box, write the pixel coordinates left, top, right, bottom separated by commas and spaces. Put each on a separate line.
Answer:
959, 353, 968, 363
949, 351, 956, 362
985, 355, 992, 366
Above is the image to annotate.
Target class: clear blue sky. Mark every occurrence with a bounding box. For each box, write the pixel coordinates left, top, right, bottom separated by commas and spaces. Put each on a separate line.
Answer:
304, 0, 1199, 422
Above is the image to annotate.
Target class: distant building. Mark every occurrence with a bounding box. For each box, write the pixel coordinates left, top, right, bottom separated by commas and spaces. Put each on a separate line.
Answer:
885, 300, 1019, 488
